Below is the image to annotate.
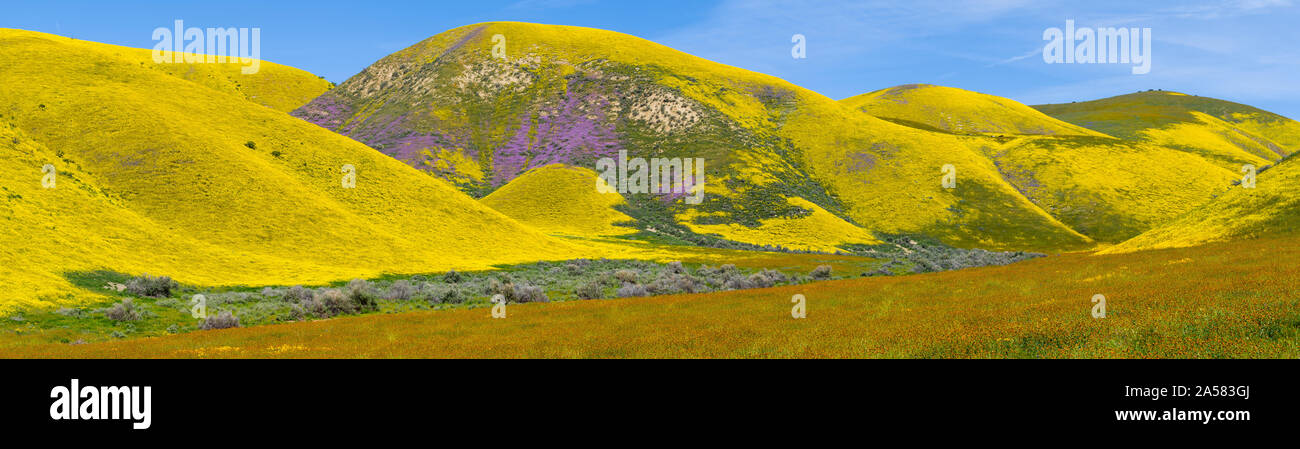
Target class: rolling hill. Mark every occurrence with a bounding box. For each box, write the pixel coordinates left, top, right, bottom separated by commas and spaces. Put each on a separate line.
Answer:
674, 196, 883, 252
841, 84, 1106, 137
838, 85, 1243, 243
0, 29, 331, 113
1034, 91, 1300, 170
293, 22, 1094, 252
480, 163, 635, 237
9, 23, 1292, 316
0, 29, 596, 312
0, 122, 321, 311
1103, 153, 1300, 253
967, 135, 1236, 242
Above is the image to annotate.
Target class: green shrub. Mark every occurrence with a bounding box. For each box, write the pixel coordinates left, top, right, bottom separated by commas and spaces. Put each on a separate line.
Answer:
55, 307, 87, 319
427, 284, 467, 304
345, 279, 379, 312
647, 272, 705, 295
754, 269, 789, 285
722, 274, 754, 290
291, 296, 328, 320
511, 283, 548, 303
810, 265, 833, 280
318, 288, 354, 316
199, 311, 240, 330
104, 299, 142, 321
575, 281, 604, 300
617, 283, 649, 298
565, 262, 586, 276
125, 274, 177, 298
488, 278, 514, 300
614, 269, 639, 284
665, 261, 687, 275
387, 280, 414, 300
284, 285, 313, 303
748, 272, 775, 288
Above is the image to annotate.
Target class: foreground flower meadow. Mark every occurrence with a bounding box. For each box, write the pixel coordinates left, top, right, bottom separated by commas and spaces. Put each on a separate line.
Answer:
8, 235, 1297, 358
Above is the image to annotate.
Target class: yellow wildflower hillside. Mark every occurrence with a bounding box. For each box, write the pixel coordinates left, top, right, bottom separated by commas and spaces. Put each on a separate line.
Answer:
1034, 91, 1298, 171
970, 135, 1236, 242
0, 29, 331, 113
0, 29, 594, 312
481, 164, 634, 237
780, 105, 1094, 252
841, 84, 1107, 137
836, 85, 1265, 243
676, 197, 881, 252
0, 124, 354, 310
437, 23, 1094, 252
1102, 156, 1300, 254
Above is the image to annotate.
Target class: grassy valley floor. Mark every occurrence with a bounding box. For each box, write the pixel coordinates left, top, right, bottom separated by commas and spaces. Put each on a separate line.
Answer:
4, 235, 1297, 358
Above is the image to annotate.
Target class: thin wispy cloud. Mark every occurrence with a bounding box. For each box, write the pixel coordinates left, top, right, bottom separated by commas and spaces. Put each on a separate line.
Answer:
985, 47, 1042, 68
1164, 0, 1293, 19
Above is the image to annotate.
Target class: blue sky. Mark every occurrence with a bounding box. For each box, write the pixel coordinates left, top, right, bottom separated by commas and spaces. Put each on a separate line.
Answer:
4, 0, 1298, 117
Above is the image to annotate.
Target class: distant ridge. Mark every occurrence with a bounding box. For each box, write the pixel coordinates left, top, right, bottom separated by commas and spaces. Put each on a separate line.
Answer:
1035, 91, 1300, 170
843, 84, 1107, 137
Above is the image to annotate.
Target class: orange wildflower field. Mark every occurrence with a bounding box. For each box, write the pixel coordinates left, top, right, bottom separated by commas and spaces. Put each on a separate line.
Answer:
8, 235, 1299, 358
